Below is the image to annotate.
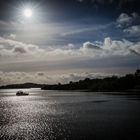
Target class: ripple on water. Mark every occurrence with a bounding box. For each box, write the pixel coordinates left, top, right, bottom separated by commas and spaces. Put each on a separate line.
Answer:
1, 90, 140, 140
0, 96, 71, 140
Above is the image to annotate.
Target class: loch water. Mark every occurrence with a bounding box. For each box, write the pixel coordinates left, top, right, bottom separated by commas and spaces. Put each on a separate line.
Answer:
0, 89, 140, 140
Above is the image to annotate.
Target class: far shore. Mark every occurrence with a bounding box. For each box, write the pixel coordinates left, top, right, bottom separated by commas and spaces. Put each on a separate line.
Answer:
0, 69, 140, 94
0, 87, 140, 96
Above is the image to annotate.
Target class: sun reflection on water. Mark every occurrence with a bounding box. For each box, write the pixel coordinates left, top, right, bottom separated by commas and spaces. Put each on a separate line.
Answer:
0, 90, 70, 140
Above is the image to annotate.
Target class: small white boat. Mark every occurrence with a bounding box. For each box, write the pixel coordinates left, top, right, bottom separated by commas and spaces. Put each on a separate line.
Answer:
16, 90, 29, 96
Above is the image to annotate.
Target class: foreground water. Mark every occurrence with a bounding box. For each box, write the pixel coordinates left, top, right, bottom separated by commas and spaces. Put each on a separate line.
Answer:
0, 89, 140, 140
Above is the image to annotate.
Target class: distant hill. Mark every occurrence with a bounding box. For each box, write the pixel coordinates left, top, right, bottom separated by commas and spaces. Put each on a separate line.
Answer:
0, 70, 140, 92
0, 83, 44, 89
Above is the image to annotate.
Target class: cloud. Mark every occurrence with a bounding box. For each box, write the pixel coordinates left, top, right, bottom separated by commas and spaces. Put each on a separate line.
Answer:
0, 36, 140, 85
0, 37, 44, 56
116, 13, 134, 27
0, 36, 140, 79
61, 23, 111, 36
13, 46, 27, 54
103, 37, 139, 55
129, 42, 140, 55
116, 12, 140, 37
0, 71, 116, 86
104, 37, 112, 47
9, 34, 16, 39
123, 25, 140, 36
83, 42, 101, 50
116, 12, 140, 28
0, 36, 140, 60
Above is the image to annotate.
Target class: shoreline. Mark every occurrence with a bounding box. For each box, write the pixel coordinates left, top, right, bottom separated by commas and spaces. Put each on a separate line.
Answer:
0, 88, 140, 95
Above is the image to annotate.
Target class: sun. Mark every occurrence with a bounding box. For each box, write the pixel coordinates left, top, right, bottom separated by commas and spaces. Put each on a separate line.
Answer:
16, 4, 40, 23
24, 9, 32, 18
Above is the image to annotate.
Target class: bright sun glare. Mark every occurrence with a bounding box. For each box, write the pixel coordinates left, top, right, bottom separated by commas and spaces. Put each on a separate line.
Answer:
24, 9, 32, 18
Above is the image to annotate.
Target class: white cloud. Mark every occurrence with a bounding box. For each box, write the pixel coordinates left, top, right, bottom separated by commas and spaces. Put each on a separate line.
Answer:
0, 36, 140, 85
117, 13, 133, 27
103, 37, 138, 55
104, 37, 112, 48
116, 12, 140, 37
83, 41, 101, 49
116, 12, 139, 27
0, 71, 116, 86
129, 42, 140, 55
9, 34, 16, 39
0, 37, 44, 56
0, 36, 140, 80
123, 25, 140, 36
0, 36, 140, 60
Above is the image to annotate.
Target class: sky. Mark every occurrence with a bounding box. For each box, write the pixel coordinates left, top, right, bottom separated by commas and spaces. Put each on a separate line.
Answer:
0, 0, 140, 85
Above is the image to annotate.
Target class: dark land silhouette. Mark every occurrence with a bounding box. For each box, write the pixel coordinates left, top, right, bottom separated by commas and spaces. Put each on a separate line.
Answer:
0, 69, 140, 93
0, 83, 44, 89
41, 69, 140, 92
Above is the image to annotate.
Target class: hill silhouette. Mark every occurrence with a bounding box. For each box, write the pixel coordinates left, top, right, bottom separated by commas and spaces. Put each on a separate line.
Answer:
0, 83, 44, 89
42, 70, 140, 92
0, 70, 140, 92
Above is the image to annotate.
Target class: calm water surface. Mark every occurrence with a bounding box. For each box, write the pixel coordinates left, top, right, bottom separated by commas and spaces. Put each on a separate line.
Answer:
0, 89, 140, 140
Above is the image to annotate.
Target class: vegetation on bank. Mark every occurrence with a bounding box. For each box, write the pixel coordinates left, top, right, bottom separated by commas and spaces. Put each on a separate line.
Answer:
0, 70, 140, 92
41, 70, 140, 92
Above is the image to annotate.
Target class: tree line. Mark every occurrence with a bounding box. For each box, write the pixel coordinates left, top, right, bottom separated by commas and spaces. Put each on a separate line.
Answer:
42, 69, 140, 92
0, 70, 140, 92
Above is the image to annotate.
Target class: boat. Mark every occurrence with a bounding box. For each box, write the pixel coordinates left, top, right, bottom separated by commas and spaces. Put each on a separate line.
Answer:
16, 90, 29, 96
